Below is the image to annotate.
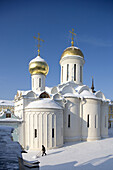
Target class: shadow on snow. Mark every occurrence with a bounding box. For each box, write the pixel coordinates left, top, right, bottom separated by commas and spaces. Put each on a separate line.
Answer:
41, 155, 113, 170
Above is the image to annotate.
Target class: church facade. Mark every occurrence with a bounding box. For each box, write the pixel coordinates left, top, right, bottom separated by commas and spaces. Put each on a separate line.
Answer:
14, 31, 109, 150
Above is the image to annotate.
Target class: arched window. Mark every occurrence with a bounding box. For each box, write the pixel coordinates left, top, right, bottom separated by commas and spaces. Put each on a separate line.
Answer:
67, 64, 69, 81
6, 113, 11, 118
87, 114, 89, 128
95, 115, 96, 128
74, 64, 76, 81
52, 128, 54, 138
68, 114, 70, 128
39, 78, 41, 87
39, 92, 50, 98
34, 129, 37, 138
105, 115, 106, 128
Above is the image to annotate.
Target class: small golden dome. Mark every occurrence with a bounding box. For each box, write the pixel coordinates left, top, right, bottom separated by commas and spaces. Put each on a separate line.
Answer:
29, 56, 49, 76
61, 46, 84, 60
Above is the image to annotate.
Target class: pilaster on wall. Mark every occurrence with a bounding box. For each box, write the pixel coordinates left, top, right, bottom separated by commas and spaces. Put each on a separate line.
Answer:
60, 56, 85, 85
24, 110, 63, 150
31, 74, 45, 93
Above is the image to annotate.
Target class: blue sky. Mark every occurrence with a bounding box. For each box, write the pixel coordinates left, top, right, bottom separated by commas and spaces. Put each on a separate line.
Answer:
0, 0, 113, 100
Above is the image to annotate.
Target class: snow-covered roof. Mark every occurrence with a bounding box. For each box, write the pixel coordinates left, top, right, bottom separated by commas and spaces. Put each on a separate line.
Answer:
62, 55, 84, 60
25, 98, 63, 110
29, 55, 46, 64
15, 90, 37, 100
109, 101, 113, 105
52, 82, 108, 101
0, 100, 14, 106
0, 110, 22, 121
80, 90, 97, 99
0, 118, 22, 122
63, 93, 81, 98
17, 90, 31, 96
60, 46, 84, 59
58, 81, 78, 90
95, 91, 106, 100
45, 86, 53, 94
53, 93, 64, 100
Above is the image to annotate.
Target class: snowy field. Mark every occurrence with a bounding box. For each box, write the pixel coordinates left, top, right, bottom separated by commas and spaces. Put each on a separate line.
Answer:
23, 128, 113, 170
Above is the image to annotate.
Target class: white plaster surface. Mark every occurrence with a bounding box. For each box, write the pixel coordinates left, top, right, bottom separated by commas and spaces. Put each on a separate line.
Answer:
60, 55, 85, 84
14, 45, 109, 151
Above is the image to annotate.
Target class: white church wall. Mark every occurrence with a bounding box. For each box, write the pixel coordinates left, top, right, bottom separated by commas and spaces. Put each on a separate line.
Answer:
64, 97, 81, 142
100, 101, 109, 138
54, 100, 65, 108
14, 98, 35, 148
56, 110, 63, 147
82, 99, 101, 141
14, 97, 36, 119
23, 97, 35, 108
24, 108, 63, 150
31, 74, 45, 93
60, 56, 84, 85
18, 121, 25, 147
13, 35, 110, 151
14, 99, 24, 119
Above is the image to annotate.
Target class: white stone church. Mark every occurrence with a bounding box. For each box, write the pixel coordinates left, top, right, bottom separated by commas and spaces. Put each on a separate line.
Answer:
14, 31, 109, 150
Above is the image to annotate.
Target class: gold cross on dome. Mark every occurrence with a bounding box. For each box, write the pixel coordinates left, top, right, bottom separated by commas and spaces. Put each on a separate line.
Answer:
33, 33, 44, 55
69, 29, 76, 46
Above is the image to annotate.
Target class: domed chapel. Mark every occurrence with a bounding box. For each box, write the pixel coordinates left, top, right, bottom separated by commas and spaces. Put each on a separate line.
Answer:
14, 30, 109, 150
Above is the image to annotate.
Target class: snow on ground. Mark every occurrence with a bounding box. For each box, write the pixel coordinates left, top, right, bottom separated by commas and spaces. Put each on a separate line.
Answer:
0, 100, 14, 106
22, 128, 113, 170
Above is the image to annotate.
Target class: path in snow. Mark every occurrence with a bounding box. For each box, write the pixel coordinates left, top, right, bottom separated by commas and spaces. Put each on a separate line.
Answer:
22, 128, 113, 170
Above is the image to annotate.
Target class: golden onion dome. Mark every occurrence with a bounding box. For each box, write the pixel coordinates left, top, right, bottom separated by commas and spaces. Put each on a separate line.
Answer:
61, 46, 84, 60
29, 56, 49, 76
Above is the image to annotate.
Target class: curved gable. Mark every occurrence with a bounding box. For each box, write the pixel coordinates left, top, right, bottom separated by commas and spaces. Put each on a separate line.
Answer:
61, 85, 76, 95
53, 93, 63, 100
26, 91, 36, 98
77, 85, 90, 94
95, 91, 106, 100
51, 87, 58, 94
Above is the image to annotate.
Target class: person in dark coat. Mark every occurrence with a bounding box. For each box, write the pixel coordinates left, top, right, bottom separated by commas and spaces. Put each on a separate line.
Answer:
42, 145, 46, 156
